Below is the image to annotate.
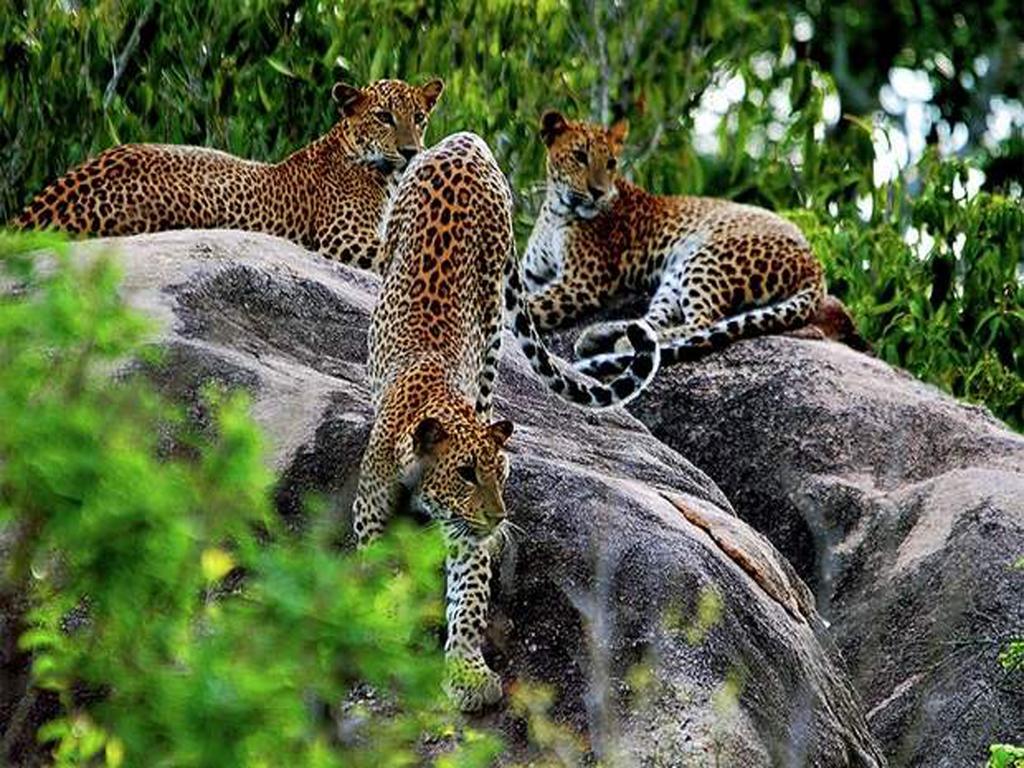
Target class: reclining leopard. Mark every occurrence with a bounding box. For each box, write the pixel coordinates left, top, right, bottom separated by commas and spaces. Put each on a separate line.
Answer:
523, 110, 830, 378
15, 78, 442, 273
354, 131, 659, 711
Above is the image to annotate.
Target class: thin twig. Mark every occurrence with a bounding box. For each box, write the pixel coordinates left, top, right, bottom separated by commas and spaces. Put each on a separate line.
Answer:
631, 123, 665, 170
589, 0, 611, 123
103, 0, 156, 110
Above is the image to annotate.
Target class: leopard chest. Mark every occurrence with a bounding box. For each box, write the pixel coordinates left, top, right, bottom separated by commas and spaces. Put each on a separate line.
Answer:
523, 213, 569, 288
534, 221, 567, 265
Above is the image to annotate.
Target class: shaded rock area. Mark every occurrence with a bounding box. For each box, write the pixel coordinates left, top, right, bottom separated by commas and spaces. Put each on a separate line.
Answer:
0, 230, 888, 766
624, 335, 1024, 767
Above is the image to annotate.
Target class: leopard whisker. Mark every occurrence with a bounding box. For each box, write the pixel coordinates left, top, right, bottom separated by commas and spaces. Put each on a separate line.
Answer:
502, 520, 525, 537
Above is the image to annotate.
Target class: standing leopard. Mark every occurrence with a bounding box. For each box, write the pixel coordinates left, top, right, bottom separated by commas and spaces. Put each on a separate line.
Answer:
354, 131, 659, 711
14, 78, 443, 273
523, 110, 828, 378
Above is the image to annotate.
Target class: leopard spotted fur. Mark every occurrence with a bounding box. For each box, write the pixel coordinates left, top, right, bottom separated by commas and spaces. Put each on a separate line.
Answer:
15, 79, 443, 273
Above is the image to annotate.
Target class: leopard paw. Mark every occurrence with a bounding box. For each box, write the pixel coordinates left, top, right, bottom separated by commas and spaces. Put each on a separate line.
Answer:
444, 661, 503, 713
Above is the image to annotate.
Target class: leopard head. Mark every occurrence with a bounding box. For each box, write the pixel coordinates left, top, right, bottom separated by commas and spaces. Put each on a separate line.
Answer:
405, 415, 513, 541
539, 110, 628, 220
332, 78, 444, 175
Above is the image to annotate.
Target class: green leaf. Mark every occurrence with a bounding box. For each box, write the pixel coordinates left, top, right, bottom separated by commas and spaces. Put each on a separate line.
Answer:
266, 57, 298, 79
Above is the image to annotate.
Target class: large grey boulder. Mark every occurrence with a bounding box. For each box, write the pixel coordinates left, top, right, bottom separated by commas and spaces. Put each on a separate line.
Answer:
625, 335, 1024, 767
1, 231, 884, 765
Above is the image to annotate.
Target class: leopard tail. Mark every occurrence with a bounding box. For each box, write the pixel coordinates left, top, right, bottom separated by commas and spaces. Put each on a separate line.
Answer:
503, 246, 660, 408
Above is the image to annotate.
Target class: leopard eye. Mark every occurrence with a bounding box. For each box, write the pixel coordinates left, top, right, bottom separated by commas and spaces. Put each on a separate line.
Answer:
572, 149, 589, 165
374, 110, 395, 126
414, 111, 427, 125
607, 157, 617, 170
457, 465, 477, 485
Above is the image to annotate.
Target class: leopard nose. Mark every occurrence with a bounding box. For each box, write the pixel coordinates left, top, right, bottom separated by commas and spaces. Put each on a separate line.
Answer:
399, 147, 418, 162
588, 184, 604, 201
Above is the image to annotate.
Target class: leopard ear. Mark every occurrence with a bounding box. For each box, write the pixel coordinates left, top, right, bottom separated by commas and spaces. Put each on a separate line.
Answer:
539, 110, 569, 147
332, 82, 366, 117
487, 420, 514, 446
607, 118, 629, 146
412, 417, 449, 457
420, 78, 444, 111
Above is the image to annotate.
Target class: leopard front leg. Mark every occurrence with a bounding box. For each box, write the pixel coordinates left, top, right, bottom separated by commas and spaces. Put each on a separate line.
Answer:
526, 275, 613, 332
575, 245, 710, 358
443, 536, 502, 712
352, 490, 391, 547
352, 433, 397, 547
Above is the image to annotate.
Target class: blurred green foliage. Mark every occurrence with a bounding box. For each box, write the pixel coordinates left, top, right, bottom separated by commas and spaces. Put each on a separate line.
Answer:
783, 0, 1023, 121
0, 232, 501, 765
2, 0, 1020, 427
990, 744, 1024, 768
790, 152, 1024, 427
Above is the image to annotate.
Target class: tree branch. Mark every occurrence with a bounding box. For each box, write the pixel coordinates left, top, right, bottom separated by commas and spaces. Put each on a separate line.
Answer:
103, 0, 156, 110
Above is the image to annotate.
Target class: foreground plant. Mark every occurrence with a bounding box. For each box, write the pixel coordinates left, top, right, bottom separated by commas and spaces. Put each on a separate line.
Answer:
0, 233, 501, 766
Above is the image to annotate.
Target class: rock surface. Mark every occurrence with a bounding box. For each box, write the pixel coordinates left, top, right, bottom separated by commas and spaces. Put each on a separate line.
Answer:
0, 230, 887, 766
625, 335, 1024, 767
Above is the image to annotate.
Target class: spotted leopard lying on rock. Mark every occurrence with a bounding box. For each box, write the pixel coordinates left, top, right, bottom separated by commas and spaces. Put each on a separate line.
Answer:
524, 110, 837, 378
15, 78, 442, 273
353, 130, 660, 712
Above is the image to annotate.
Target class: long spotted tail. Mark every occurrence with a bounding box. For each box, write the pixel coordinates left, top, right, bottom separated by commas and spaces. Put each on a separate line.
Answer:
504, 251, 660, 408
576, 283, 822, 378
